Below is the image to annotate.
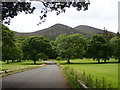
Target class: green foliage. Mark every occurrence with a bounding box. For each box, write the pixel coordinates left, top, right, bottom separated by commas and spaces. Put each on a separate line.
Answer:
86, 34, 112, 63
62, 66, 81, 88
49, 40, 57, 59
56, 34, 86, 63
36, 53, 48, 60
22, 35, 52, 64
103, 29, 115, 41
2, 25, 15, 47
15, 24, 107, 40
63, 66, 113, 88
110, 37, 120, 62
116, 32, 120, 38
56, 56, 62, 60
2, 25, 23, 62
0, 60, 44, 76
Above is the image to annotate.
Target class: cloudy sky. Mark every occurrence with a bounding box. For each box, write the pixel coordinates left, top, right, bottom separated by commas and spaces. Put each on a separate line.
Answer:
5, 0, 119, 33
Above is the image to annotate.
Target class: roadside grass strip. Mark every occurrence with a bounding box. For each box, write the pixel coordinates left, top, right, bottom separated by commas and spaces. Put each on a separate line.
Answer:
52, 58, 118, 88
0, 60, 45, 77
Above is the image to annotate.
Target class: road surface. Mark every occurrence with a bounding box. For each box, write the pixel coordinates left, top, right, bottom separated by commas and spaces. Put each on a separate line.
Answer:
1, 61, 69, 89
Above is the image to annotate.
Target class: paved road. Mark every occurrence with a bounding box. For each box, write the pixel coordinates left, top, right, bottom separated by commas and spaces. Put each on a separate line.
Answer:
1, 61, 69, 89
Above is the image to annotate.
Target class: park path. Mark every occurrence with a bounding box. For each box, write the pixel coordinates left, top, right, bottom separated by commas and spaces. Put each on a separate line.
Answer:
1, 61, 69, 89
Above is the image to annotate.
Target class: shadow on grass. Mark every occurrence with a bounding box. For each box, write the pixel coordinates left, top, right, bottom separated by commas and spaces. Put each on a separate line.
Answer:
21, 62, 43, 65
59, 62, 119, 65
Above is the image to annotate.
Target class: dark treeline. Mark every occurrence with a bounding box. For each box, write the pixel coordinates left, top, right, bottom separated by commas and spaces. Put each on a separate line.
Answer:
2, 24, 120, 64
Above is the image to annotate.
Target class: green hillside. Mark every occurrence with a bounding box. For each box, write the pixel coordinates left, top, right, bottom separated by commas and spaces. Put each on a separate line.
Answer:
15, 24, 115, 40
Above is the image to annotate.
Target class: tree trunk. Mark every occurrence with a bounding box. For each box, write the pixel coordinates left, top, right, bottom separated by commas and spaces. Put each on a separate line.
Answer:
104, 59, 106, 63
7, 60, 9, 64
119, 59, 120, 63
3, 60, 6, 62
67, 59, 70, 63
34, 60, 36, 64
18, 60, 21, 62
12, 60, 14, 62
98, 59, 100, 63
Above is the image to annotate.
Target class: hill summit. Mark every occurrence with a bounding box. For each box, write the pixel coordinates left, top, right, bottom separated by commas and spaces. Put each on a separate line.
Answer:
15, 24, 105, 39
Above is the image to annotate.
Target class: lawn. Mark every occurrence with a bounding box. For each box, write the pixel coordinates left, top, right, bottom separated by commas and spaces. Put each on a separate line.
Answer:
0, 60, 44, 71
53, 58, 119, 88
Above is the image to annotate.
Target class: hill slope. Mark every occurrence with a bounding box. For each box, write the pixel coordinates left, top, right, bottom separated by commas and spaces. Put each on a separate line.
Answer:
74, 25, 103, 37
15, 24, 104, 40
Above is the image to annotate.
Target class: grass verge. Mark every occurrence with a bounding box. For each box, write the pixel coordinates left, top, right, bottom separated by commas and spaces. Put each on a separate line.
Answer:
0, 60, 45, 77
52, 58, 118, 88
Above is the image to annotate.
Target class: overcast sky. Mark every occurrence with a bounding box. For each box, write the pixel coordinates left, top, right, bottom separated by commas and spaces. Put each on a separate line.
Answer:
5, 0, 119, 33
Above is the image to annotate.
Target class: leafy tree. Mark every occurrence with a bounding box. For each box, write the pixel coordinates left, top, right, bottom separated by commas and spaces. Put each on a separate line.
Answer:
103, 27, 115, 41
49, 40, 57, 59
0, 40, 2, 61
2, 25, 15, 63
38, 1, 90, 24
1, 1, 90, 24
15, 36, 25, 62
86, 34, 112, 63
15, 47, 23, 62
2, 2, 36, 24
116, 32, 120, 38
2, 25, 23, 63
22, 35, 52, 64
110, 37, 120, 63
56, 34, 86, 63
36, 53, 48, 61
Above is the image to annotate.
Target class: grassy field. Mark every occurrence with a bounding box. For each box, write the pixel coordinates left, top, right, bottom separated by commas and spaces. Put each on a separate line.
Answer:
53, 58, 119, 88
0, 60, 44, 71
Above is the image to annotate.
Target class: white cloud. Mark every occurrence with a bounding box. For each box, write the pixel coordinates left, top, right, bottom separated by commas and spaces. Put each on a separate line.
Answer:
6, 0, 119, 33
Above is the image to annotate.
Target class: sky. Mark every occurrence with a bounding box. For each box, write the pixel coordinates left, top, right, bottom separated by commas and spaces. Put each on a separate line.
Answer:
5, 0, 119, 33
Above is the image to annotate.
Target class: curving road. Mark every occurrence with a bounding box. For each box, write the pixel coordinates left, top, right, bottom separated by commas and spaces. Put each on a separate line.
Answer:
1, 61, 69, 89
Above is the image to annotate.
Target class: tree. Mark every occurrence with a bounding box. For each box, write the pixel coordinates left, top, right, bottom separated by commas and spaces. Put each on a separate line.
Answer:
22, 35, 52, 64
1, 1, 90, 24
1, 2, 36, 24
110, 37, 120, 63
56, 34, 86, 63
86, 34, 112, 63
103, 27, 115, 41
36, 53, 48, 61
2, 25, 23, 63
15, 36, 25, 62
116, 32, 120, 38
38, 1, 90, 24
49, 40, 58, 59
2, 25, 15, 63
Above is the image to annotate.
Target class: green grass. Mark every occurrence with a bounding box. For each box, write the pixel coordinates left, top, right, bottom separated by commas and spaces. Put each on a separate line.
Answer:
52, 58, 119, 88
0, 60, 44, 71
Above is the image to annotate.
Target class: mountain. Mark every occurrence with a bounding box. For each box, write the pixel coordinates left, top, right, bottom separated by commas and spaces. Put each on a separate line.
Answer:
15, 24, 104, 40
74, 25, 103, 37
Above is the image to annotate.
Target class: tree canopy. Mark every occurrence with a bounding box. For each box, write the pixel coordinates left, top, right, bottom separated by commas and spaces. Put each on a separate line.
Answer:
2, 25, 23, 63
1, 1, 90, 24
56, 34, 86, 63
86, 34, 112, 63
22, 35, 52, 64
110, 37, 120, 62
1, 2, 36, 24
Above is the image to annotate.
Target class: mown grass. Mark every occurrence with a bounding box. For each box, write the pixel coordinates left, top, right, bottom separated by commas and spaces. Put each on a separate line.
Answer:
52, 58, 119, 88
0, 60, 44, 71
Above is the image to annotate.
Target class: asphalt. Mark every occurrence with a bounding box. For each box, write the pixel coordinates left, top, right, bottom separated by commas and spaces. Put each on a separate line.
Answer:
1, 61, 69, 89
